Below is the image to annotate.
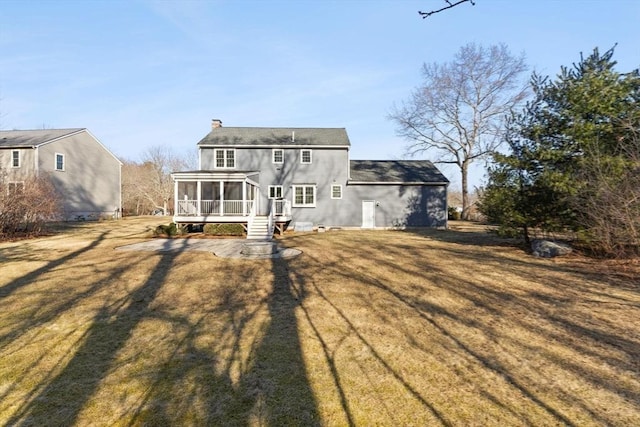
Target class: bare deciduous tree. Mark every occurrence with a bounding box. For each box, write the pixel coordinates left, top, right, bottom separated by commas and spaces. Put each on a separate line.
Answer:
390, 43, 528, 220
0, 172, 62, 238
121, 146, 193, 216
573, 119, 640, 256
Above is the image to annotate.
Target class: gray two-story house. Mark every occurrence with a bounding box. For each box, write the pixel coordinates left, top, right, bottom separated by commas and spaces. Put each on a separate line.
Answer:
171, 120, 448, 238
0, 128, 122, 220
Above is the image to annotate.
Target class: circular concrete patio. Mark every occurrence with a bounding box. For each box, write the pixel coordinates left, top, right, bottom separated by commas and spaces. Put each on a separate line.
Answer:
115, 238, 301, 259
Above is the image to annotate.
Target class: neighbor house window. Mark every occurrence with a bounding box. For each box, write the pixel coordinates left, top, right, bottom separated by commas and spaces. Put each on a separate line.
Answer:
300, 149, 312, 164
292, 185, 315, 207
331, 184, 342, 199
272, 149, 284, 164
7, 182, 24, 194
268, 185, 283, 199
55, 153, 65, 171
11, 150, 20, 168
214, 149, 235, 168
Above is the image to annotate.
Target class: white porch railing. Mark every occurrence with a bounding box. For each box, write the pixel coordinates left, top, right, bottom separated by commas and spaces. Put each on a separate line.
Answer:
176, 200, 253, 216
246, 191, 259, 235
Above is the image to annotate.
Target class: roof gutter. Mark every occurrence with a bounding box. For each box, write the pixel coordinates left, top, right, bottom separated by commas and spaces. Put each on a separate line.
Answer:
198, 144, 350, 149
347, 181, 450, 186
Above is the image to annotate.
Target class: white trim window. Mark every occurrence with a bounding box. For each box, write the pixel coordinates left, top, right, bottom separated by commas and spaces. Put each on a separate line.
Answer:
11, 150, 20, 168
300, 149, 312, 164
214, 149, 235, 168
268, 185, 283, 199
292, 185, 316, 207
55, 153, 65, 171
272, 149, 284, 164
331, 184, 342, 199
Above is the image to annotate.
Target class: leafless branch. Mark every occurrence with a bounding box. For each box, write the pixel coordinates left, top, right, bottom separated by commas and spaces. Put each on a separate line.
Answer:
389, 43, 528, 220
419, 0, 475, 19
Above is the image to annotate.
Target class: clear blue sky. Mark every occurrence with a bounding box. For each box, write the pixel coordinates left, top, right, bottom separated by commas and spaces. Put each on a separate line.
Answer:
1, 0, 638, 189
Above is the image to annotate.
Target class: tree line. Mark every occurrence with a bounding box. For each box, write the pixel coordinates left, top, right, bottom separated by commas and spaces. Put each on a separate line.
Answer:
121, 146, 195, 216
478, 46, 640, 257
392, 43, 639, 257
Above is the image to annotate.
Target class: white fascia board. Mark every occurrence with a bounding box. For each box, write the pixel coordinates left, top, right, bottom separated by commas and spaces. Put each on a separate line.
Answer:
83, 128, 124, 165
171, 171, 260, 185
32, 128, 85, 148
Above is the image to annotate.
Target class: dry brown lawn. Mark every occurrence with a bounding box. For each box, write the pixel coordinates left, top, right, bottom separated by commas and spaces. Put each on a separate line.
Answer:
0, 217, 639, 426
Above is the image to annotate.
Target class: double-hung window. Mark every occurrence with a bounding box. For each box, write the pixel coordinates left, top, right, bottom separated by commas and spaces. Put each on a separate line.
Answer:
11, 150, 20, 168
268, 185, 283, 199
7, 182, 24, 194
55, 153, 65, 171
214, 149, 235, 168
331, 184, 342, 199
292, 185, 315, 207
272, 149, 284, 164
300, 149, 312, 164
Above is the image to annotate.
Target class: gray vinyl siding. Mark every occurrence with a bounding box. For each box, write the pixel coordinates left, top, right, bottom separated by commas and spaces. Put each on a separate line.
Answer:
200, 145, 447, 228
37, 131, 121, 219
0, 148, 35, 181
201, 146, 350, 217
288, 182, 446, 228
343, 184, 447, 228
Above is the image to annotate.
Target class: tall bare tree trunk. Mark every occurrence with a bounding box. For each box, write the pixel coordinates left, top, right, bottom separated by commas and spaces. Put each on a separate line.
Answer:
389, 43, 528, 220
461, 161, 470, 220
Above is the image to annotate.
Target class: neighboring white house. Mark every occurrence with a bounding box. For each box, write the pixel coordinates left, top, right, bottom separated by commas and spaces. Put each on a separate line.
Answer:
172, 120, 449, 238
0, 128, 122, 220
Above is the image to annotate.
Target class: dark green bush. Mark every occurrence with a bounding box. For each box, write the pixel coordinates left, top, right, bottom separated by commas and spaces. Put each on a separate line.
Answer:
154, 222, 178, 237
203, 223, 245, 236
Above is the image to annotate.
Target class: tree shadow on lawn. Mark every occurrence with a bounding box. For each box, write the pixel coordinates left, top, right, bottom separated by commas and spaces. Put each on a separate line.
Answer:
280, 231, 640, 425
5, 238, 189, 426
0, 231, 109, 299
85, 250, 321, 425
3, 225, 322, 425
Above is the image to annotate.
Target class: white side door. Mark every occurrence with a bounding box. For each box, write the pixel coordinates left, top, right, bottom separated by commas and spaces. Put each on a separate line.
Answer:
362, 200, 375, 229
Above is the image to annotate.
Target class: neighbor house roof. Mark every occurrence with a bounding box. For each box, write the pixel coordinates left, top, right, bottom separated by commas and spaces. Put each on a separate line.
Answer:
197, 127, 350, 147
0, 128, 85, 148
349, 160, 449, 184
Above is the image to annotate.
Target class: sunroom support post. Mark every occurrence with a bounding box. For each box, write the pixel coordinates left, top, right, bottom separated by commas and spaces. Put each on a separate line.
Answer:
242, 181, 247, 216
197, 181, 202, 216
219, 181, 224, 216
173, 180, 179, 216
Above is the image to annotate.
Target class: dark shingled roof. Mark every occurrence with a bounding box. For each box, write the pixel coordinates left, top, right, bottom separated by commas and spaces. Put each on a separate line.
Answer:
349, 160, 449, 184
197, 127, 350, 147
0, 129, 84, 148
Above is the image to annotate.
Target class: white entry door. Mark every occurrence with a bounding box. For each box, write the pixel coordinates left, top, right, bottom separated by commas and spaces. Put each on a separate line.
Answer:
362, 200, 375, 229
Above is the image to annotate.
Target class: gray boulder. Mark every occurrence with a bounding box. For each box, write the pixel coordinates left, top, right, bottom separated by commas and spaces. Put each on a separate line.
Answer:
531, 239, 573, 258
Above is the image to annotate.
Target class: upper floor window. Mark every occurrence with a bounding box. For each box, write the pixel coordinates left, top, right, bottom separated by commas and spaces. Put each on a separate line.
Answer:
331, 184, 342, 199
292, 184, 315, 207
300, 149, 312, 164
272, 149, 284, 164
215, 149, 235, 168
11, 150, 20, 168
268, 185, 283, 199
55, 153, 65, 171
